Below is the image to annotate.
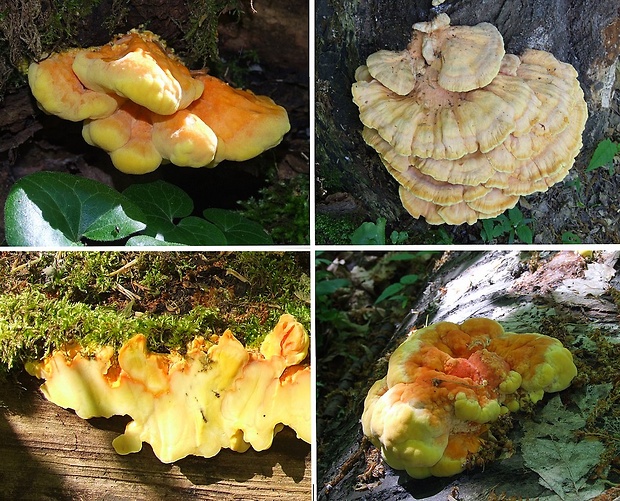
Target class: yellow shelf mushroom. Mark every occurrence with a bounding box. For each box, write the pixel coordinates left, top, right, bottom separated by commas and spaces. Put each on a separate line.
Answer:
28, 30, 290, 174
362, 318, 577, 479
352, 14, 588, 225
26, 314, 310, 463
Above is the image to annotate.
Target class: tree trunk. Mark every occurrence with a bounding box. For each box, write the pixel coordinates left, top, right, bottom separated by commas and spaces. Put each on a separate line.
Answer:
318, 250, 620, 500
316, 0, 620, 244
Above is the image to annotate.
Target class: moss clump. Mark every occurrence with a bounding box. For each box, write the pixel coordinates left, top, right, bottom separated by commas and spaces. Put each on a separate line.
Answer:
183, 0, 244, 67
315, 213, 359, 245
0, 289, 222, 369
0, 0, 101, 100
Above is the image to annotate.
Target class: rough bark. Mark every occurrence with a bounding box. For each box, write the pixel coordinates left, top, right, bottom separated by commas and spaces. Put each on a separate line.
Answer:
318, 250, 620, 500
0, 372, 311, 500
316, 0, 620, 244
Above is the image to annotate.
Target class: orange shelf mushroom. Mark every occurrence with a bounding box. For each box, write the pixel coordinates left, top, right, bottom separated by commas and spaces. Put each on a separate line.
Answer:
361, 318, 577, 478
28, 49, 124, 121
189, 73, 292, 165
72, 30, 204, 116
28, 30, 290, 174
352, 14, 588, 225
26, 314, 310, 463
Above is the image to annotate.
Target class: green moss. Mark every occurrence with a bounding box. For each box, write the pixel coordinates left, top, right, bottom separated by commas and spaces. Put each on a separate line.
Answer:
227, 252, 310, 346
0, 251, 310, 369
0, 289, 222, 368
183, 0, 244, 67
315, 213, 359, 245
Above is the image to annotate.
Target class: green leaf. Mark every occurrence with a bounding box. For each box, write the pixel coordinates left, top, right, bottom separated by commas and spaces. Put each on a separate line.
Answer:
586, 138, 619, 172
375, 282, 405, 304
123, 180, 193, 235
203, 208, 273, 245
507, 207, 523, 225
350, 218, 386, 245
521, 390, 610, 500
4, 171, 146, 246
126, 235, 183, 246
515, 224, 533, 244
315, 278, 351, 296
165, 216, 227, 245
562, 231, 582, 244
480, 219, 495, 242
386, 252, 421, 262
400, 274, 419, 285
389, 230, 408, 244
124, 182, 228, 245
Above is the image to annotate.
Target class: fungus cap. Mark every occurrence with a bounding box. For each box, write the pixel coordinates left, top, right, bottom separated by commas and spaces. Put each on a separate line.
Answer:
352, 14, 588, 225
73, 30, 204, 115
412, 13, 505, 92
28, 50, 123, 121
151, 109, 218, 168
83, 102, 163, 174
189, 74, 291, 165
26, 314, 310, 463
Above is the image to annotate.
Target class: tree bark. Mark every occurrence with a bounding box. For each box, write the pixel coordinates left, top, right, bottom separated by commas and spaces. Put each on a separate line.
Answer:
316, 0, 620, 244
318, 250, 620, 500
0, 372, 311, 500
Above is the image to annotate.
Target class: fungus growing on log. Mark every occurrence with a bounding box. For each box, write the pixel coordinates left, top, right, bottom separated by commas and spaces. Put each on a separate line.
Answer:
28, 30, 290, 174
361, 318, 577, 478
352, 14, 588, 225
26, 314, 310, 463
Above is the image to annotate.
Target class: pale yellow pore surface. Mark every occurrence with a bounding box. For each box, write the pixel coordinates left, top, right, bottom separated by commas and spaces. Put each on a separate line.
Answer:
25, 314, 310, 463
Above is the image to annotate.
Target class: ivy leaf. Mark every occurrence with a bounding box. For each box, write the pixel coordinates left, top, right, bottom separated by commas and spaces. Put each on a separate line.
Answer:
126, 235, 183, 246
123, 180, 192, 235
586, 138, 619, 172
203, 208, 273, 244
165, 217, 227, 245
124, 181, 227, 245
4, 171, 146, 246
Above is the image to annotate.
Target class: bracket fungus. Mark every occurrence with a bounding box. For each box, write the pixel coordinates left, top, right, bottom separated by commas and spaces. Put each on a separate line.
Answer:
26, 314, 310, 463
361, 318, 577, 479
28, 30, 290, 174
352, 14, 588, 225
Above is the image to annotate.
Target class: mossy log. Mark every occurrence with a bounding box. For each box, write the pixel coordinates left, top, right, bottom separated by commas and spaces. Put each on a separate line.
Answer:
316, 0, 620, 243
318, 250, 620, 500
